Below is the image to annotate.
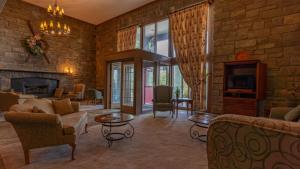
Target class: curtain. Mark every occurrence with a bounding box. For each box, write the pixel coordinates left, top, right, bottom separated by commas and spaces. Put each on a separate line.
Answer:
170, 3, 208, 111
0, 0, 7, 13
117, 25, 138, 52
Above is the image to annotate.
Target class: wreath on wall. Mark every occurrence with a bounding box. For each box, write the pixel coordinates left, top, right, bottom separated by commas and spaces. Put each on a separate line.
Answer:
23, 34, 48, 57
22, 21, 50, 64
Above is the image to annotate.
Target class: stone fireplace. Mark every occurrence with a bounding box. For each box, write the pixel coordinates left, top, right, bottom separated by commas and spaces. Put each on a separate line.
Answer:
0, 69, 72, 98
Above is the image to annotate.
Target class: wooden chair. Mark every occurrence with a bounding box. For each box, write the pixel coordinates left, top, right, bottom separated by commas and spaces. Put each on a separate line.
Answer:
68, 84, 86, 100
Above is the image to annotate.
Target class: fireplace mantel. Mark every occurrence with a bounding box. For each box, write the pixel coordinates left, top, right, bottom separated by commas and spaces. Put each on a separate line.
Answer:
0, 68, 68, 75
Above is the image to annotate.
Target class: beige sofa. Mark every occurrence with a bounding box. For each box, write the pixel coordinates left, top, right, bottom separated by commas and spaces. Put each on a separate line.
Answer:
4, 99, 88, 164
207, 114, 300, 169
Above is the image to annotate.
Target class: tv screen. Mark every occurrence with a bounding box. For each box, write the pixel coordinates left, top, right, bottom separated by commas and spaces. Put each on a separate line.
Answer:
228, 75, 256, 90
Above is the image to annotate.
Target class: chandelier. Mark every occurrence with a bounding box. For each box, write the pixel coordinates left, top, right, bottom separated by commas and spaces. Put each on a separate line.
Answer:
39, 0, 71, 36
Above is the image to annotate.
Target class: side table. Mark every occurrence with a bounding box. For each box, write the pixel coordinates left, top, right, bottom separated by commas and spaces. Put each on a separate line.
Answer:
172, 98, 193, 118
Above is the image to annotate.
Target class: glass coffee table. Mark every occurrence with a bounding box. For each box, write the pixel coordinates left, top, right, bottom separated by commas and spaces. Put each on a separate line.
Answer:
95, 113, 134, 147
188, 112, 218, 142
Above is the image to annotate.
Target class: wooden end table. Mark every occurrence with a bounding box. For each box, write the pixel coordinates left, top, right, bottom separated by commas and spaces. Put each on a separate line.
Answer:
172, 98, 193, 118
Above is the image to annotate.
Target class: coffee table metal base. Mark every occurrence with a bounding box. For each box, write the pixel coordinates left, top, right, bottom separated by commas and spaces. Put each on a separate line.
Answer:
190, 123, 207, 142
101, 122, 134, 147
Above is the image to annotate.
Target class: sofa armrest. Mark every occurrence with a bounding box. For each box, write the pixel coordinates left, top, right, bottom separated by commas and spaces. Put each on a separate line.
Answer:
4, 111, 61, 126
269, 107, 293, 120
71, 102, 80, 112
207, 114, 300, 169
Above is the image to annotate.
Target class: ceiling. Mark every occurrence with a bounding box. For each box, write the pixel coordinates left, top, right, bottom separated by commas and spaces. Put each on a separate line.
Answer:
23, 0, 156, 25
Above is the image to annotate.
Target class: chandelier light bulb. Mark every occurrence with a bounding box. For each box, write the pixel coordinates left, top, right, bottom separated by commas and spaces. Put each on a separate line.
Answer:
40, 0, 71, 36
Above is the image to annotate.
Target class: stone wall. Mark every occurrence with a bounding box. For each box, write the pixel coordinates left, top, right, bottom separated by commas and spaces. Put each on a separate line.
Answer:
96, 0, 300, 113
211, 0, 300, 113
0, 0, 96, 90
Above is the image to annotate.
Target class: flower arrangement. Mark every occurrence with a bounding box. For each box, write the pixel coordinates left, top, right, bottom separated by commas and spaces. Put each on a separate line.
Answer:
23, 34, 48, 56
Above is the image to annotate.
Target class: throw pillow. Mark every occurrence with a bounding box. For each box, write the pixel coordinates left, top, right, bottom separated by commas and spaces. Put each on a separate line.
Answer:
284, 105, 300, 121
52, 98, 74, 116
32, 106, 47, 113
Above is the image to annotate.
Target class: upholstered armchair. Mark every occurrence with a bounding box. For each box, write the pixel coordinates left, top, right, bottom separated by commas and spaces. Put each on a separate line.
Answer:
85, 89, 103, 104
0, 92, 19, 112
207, 114, 300, 169
68, 84, 86, 100
152, 86, 174, 118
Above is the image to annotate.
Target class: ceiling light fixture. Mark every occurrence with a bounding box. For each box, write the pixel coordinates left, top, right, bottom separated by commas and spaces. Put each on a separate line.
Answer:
39, 0, 71, 36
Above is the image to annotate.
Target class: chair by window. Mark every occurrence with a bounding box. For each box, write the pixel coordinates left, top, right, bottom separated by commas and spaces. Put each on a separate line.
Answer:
85, 89, 103, 104
152, 85, 174, 118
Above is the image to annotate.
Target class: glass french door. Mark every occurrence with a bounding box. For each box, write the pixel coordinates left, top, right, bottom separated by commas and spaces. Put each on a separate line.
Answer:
111, 62, 122, 109
121, 62, 135, 113
143, 61, 154, 105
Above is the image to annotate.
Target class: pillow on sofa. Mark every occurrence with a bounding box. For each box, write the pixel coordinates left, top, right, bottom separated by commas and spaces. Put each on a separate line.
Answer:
52, 98, 74, 115
24, 99, 56, 114
32, 106, 47, 113
9, 103, 33, 113
284, 105, 300, 121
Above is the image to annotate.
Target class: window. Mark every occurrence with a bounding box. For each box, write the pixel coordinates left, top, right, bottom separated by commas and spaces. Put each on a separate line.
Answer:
173, 65, 191, 98
136, 26, 141, 49
143, 19, 169, 57
159, 65, 169, 85
143, 24, 155, 52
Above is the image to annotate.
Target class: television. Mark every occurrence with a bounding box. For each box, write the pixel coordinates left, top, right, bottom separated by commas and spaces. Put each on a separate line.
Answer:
227, 75, 256, 91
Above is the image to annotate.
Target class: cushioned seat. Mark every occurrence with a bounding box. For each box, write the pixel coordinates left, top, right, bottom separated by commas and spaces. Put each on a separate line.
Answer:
61, 112, 88, 137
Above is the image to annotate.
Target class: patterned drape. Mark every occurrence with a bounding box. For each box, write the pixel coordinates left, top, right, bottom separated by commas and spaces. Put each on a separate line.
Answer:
170, 3, 208, 111
117, 25, 138, 52
0, 0, 7, 13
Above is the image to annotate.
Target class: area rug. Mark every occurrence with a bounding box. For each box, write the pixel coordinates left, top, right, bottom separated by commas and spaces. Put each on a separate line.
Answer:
0, 111, 208, 169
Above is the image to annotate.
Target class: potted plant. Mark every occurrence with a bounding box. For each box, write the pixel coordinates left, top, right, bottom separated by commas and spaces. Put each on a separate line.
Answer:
175, 87, 180, 99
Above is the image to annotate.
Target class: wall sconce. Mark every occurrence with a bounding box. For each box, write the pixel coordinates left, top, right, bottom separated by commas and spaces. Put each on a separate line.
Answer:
64, 67, 73, 74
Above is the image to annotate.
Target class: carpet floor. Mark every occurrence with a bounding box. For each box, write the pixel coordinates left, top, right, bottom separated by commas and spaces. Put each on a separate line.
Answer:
0, 110, 208, 169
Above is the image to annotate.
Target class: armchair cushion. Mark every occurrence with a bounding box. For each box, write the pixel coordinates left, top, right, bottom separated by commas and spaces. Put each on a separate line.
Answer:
284, 105, 300, 121
52, 98, 74, 115
154, 103, 173, 108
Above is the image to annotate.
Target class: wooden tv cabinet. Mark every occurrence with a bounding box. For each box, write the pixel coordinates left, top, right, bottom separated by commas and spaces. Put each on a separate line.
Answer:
223, 60, 266, 116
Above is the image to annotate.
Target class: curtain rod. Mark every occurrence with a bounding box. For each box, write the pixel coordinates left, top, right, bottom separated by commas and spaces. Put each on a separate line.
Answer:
117, 24, 141, 32
169, 0, 213, 15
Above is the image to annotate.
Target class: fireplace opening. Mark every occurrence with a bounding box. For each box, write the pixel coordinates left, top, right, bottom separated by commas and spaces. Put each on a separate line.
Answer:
11, 77, 59, 98
24, 84, 49, 95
